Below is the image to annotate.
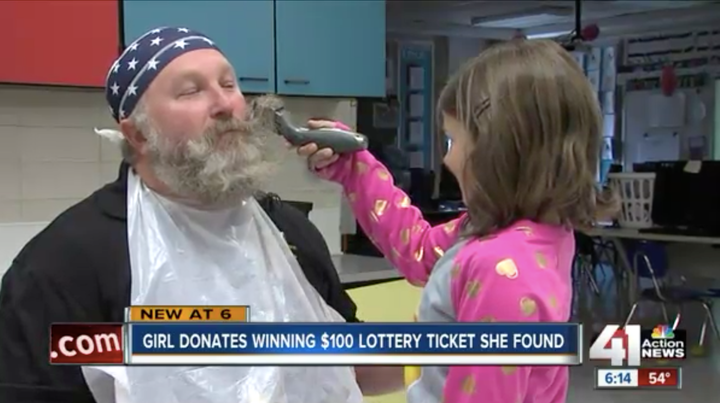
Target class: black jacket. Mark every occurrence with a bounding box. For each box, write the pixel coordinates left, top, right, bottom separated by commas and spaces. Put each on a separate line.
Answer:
0, 163, 358, 403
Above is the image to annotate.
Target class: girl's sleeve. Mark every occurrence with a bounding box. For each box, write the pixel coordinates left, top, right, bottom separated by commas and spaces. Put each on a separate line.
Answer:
318, 150, 464, 286
443, 244, 550, 403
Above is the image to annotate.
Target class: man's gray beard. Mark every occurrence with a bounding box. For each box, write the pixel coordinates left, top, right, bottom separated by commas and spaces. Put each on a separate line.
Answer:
142, 117, 278, 207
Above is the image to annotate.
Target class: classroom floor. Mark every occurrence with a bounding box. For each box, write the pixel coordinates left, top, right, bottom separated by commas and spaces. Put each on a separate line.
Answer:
568, 263, 719, 402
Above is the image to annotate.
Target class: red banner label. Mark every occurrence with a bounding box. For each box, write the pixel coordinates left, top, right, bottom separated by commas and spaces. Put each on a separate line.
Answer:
50, 323, 124, 364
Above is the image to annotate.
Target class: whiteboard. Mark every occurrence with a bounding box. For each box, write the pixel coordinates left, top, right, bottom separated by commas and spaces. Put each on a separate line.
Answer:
648, 92, 686, 128
622, 87, 714, 168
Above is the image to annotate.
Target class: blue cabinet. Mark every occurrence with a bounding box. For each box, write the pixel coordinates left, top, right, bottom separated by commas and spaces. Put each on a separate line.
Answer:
275, 0, 386, 97
122, 0, 386, 97
122, 0, 275, 94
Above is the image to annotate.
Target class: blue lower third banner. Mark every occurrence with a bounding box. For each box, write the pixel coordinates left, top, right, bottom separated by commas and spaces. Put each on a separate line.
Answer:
126, 323, 582, 366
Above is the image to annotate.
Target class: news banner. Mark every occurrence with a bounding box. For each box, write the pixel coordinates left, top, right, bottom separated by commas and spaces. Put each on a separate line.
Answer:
48, 306, 683, 390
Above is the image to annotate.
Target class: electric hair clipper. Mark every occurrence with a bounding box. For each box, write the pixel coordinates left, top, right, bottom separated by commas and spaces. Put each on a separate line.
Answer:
273, 107, 368, 153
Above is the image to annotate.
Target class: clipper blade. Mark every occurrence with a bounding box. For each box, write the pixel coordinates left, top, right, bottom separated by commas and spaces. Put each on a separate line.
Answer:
249, 95, 287, 137
250, 95, 368, 153
250, 95, 285, 117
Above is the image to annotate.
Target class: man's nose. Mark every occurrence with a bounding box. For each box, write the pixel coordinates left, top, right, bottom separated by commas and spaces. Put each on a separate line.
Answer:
210, 89, 238, 119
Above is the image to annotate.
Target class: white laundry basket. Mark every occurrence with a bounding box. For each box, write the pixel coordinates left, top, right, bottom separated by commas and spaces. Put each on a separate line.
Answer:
607, 172, 656, 229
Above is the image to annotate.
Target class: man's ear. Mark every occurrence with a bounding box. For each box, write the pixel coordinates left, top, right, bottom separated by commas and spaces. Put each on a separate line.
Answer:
119, 118, 147, 152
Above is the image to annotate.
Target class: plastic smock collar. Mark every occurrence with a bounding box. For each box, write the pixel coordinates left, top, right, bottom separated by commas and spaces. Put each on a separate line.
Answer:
81, 169, 362, 403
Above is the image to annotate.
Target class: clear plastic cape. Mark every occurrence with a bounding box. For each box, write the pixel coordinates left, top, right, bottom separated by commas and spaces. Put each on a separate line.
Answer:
81, 168, 363, 403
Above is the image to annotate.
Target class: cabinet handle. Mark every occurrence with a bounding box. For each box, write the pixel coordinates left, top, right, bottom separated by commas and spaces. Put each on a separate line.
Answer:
239, 77, 269, 82
284, 79, 310, 85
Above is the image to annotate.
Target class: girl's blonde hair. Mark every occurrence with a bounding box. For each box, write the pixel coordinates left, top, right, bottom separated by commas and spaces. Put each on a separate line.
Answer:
437, 39, 618, 237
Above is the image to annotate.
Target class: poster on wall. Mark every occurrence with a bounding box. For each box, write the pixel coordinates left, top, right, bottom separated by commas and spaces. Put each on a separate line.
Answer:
638, 131, 681, 162
398, 44, 433, 170
688, 136, 706, 160
408, 66, 425, 90
571, 52, 585, 70
586, 69, 601, 92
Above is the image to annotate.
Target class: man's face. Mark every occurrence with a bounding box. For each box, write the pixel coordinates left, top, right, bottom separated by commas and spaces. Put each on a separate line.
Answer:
130, 49, 277, 206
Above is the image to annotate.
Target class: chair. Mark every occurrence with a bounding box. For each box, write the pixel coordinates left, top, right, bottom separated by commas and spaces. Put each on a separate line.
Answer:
574, 232, 602, 295
623, 241, 720, 350
574, 231, 636, 325
572, 232, 604, 325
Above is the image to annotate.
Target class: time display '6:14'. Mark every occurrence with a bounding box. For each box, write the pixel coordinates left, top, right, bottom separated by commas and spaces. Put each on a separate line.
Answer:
596, 369, 639, 389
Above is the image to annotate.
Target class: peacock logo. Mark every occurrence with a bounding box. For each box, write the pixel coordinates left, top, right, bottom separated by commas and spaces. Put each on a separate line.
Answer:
651, 325, 674, 339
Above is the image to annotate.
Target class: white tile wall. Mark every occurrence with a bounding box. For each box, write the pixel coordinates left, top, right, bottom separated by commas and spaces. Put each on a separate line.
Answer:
0, 85, 356, 266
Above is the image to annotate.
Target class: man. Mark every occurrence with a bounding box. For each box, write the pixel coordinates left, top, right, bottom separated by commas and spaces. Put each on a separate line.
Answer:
0, 27, 402, 402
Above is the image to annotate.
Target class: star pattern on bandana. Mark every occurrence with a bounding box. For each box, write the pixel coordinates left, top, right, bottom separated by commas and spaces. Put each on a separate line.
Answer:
103, 26, 220, 122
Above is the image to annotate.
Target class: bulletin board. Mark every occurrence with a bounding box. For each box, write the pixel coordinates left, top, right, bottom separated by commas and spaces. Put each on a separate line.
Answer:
397, 44, 433, 169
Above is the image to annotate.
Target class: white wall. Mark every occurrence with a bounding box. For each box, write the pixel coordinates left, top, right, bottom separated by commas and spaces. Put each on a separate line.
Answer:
0, 85, 355, 272
447, 37, 489, 75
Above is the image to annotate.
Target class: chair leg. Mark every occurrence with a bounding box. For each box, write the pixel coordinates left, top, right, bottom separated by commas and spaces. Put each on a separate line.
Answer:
585, 267, 601, 296
698, 315, 708, 347
573, 257, 598, 322
660, 303, 670, 325
673, 305, 683, 330
700, 302, 720, 341
612, 265, 627, 320
624, 302, 639, 328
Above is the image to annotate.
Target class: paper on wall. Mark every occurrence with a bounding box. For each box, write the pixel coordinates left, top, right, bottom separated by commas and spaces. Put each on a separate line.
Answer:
409, 67, 424, 90
409, 94, 424, 117
683, 160, 702, 174
409, 121, 423, 144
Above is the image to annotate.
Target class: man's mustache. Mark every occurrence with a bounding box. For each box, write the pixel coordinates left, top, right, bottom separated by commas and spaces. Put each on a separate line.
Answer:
208, 118, 254, 138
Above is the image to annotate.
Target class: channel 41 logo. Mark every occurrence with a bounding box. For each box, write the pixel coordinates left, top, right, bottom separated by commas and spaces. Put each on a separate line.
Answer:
589, 324, 686, 366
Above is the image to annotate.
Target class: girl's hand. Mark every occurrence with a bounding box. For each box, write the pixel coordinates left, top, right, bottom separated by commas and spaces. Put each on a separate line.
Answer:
295, 119, 341, 170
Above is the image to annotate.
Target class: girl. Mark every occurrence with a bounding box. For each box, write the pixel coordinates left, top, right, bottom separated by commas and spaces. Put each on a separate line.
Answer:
298, 39, 615, 403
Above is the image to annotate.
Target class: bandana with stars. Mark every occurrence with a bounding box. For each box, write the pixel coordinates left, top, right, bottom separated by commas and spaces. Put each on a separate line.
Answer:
104, 26, 219, 122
